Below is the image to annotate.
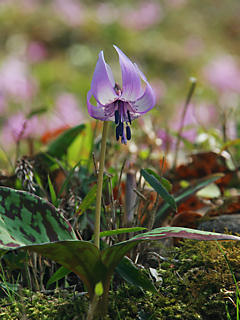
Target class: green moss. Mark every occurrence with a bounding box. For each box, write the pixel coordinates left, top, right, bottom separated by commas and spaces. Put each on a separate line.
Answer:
1, 240, 239, 319
0, 289, 89, 320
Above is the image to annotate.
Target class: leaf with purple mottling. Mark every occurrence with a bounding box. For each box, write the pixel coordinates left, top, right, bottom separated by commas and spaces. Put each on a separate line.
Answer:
0, 187, 106, 297
0, 187, 76, 250
101, 226, 240, 282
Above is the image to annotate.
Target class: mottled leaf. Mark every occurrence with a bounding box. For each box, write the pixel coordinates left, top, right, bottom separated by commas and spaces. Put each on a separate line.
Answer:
102, 226, 240, 285
129, 227, 240, 242
0, 187, 106, 297
0, 187, 76, 250
99, 227, 146, 239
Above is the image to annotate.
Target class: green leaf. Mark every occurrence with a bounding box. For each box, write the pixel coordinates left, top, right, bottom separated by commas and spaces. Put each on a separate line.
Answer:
141, 169, 177, 211
47, 175, 58, 206
58, 161, 81, 198
26, 241, 106, 298
67, 122, 94, 163
46, 266, 70, 288
144, 169, 172, 192
156, 173, 224, 224
47, 124, 86, 158
99, 227, 146, 239
116, 256, 157, 293
76, 176, 107, 216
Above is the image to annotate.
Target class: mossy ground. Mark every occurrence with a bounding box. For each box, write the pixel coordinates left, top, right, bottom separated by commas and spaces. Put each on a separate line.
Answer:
1, 239, 239, 320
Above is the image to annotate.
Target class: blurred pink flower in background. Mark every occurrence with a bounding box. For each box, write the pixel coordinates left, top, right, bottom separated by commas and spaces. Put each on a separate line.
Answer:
203, 55, 240, 93
0, 57, 37, 101
1, 113, 39, 147
27, 41, 47, 63
53, 0, 84, 26
171, 103, 198, 143
122, 1, 163, 30
96, 3, 119, 24
157, 128, 175, 151
0, 92, 7, 114
39, 92, 86, 143
157, 103, 219, 150
151, 79, 166, 104
193, 103, 218, 127
53, 92, 86, 127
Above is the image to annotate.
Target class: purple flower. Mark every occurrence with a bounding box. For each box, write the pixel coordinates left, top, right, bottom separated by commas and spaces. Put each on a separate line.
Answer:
87, 45, 156, 144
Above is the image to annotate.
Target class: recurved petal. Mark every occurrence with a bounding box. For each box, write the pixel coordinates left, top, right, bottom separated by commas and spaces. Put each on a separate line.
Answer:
91, 51, 118, 105
132, 63, 156, 113
113, 45, 142, 102
87, 90, 109, 121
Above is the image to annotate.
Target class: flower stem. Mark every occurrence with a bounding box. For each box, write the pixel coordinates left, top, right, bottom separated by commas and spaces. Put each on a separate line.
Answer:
94, 121, 109, 249
173, 77, 197, 169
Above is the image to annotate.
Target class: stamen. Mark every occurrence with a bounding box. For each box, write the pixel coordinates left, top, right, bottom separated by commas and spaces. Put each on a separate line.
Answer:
119, 122, 124, 136
127, 110, 132, 125
114, 110, 119, 124
126, 125, 131, 140
116, 126, 120, 141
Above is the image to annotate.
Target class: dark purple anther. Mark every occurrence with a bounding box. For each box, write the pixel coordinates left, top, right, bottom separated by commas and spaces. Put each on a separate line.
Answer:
116, 126, 120, 141
126, 125, 131, 140
127, 110, 132, 125
119, 122, 124, 136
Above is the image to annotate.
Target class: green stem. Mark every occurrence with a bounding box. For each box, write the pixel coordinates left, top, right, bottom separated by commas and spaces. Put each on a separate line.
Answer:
94, 121, 109, 249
